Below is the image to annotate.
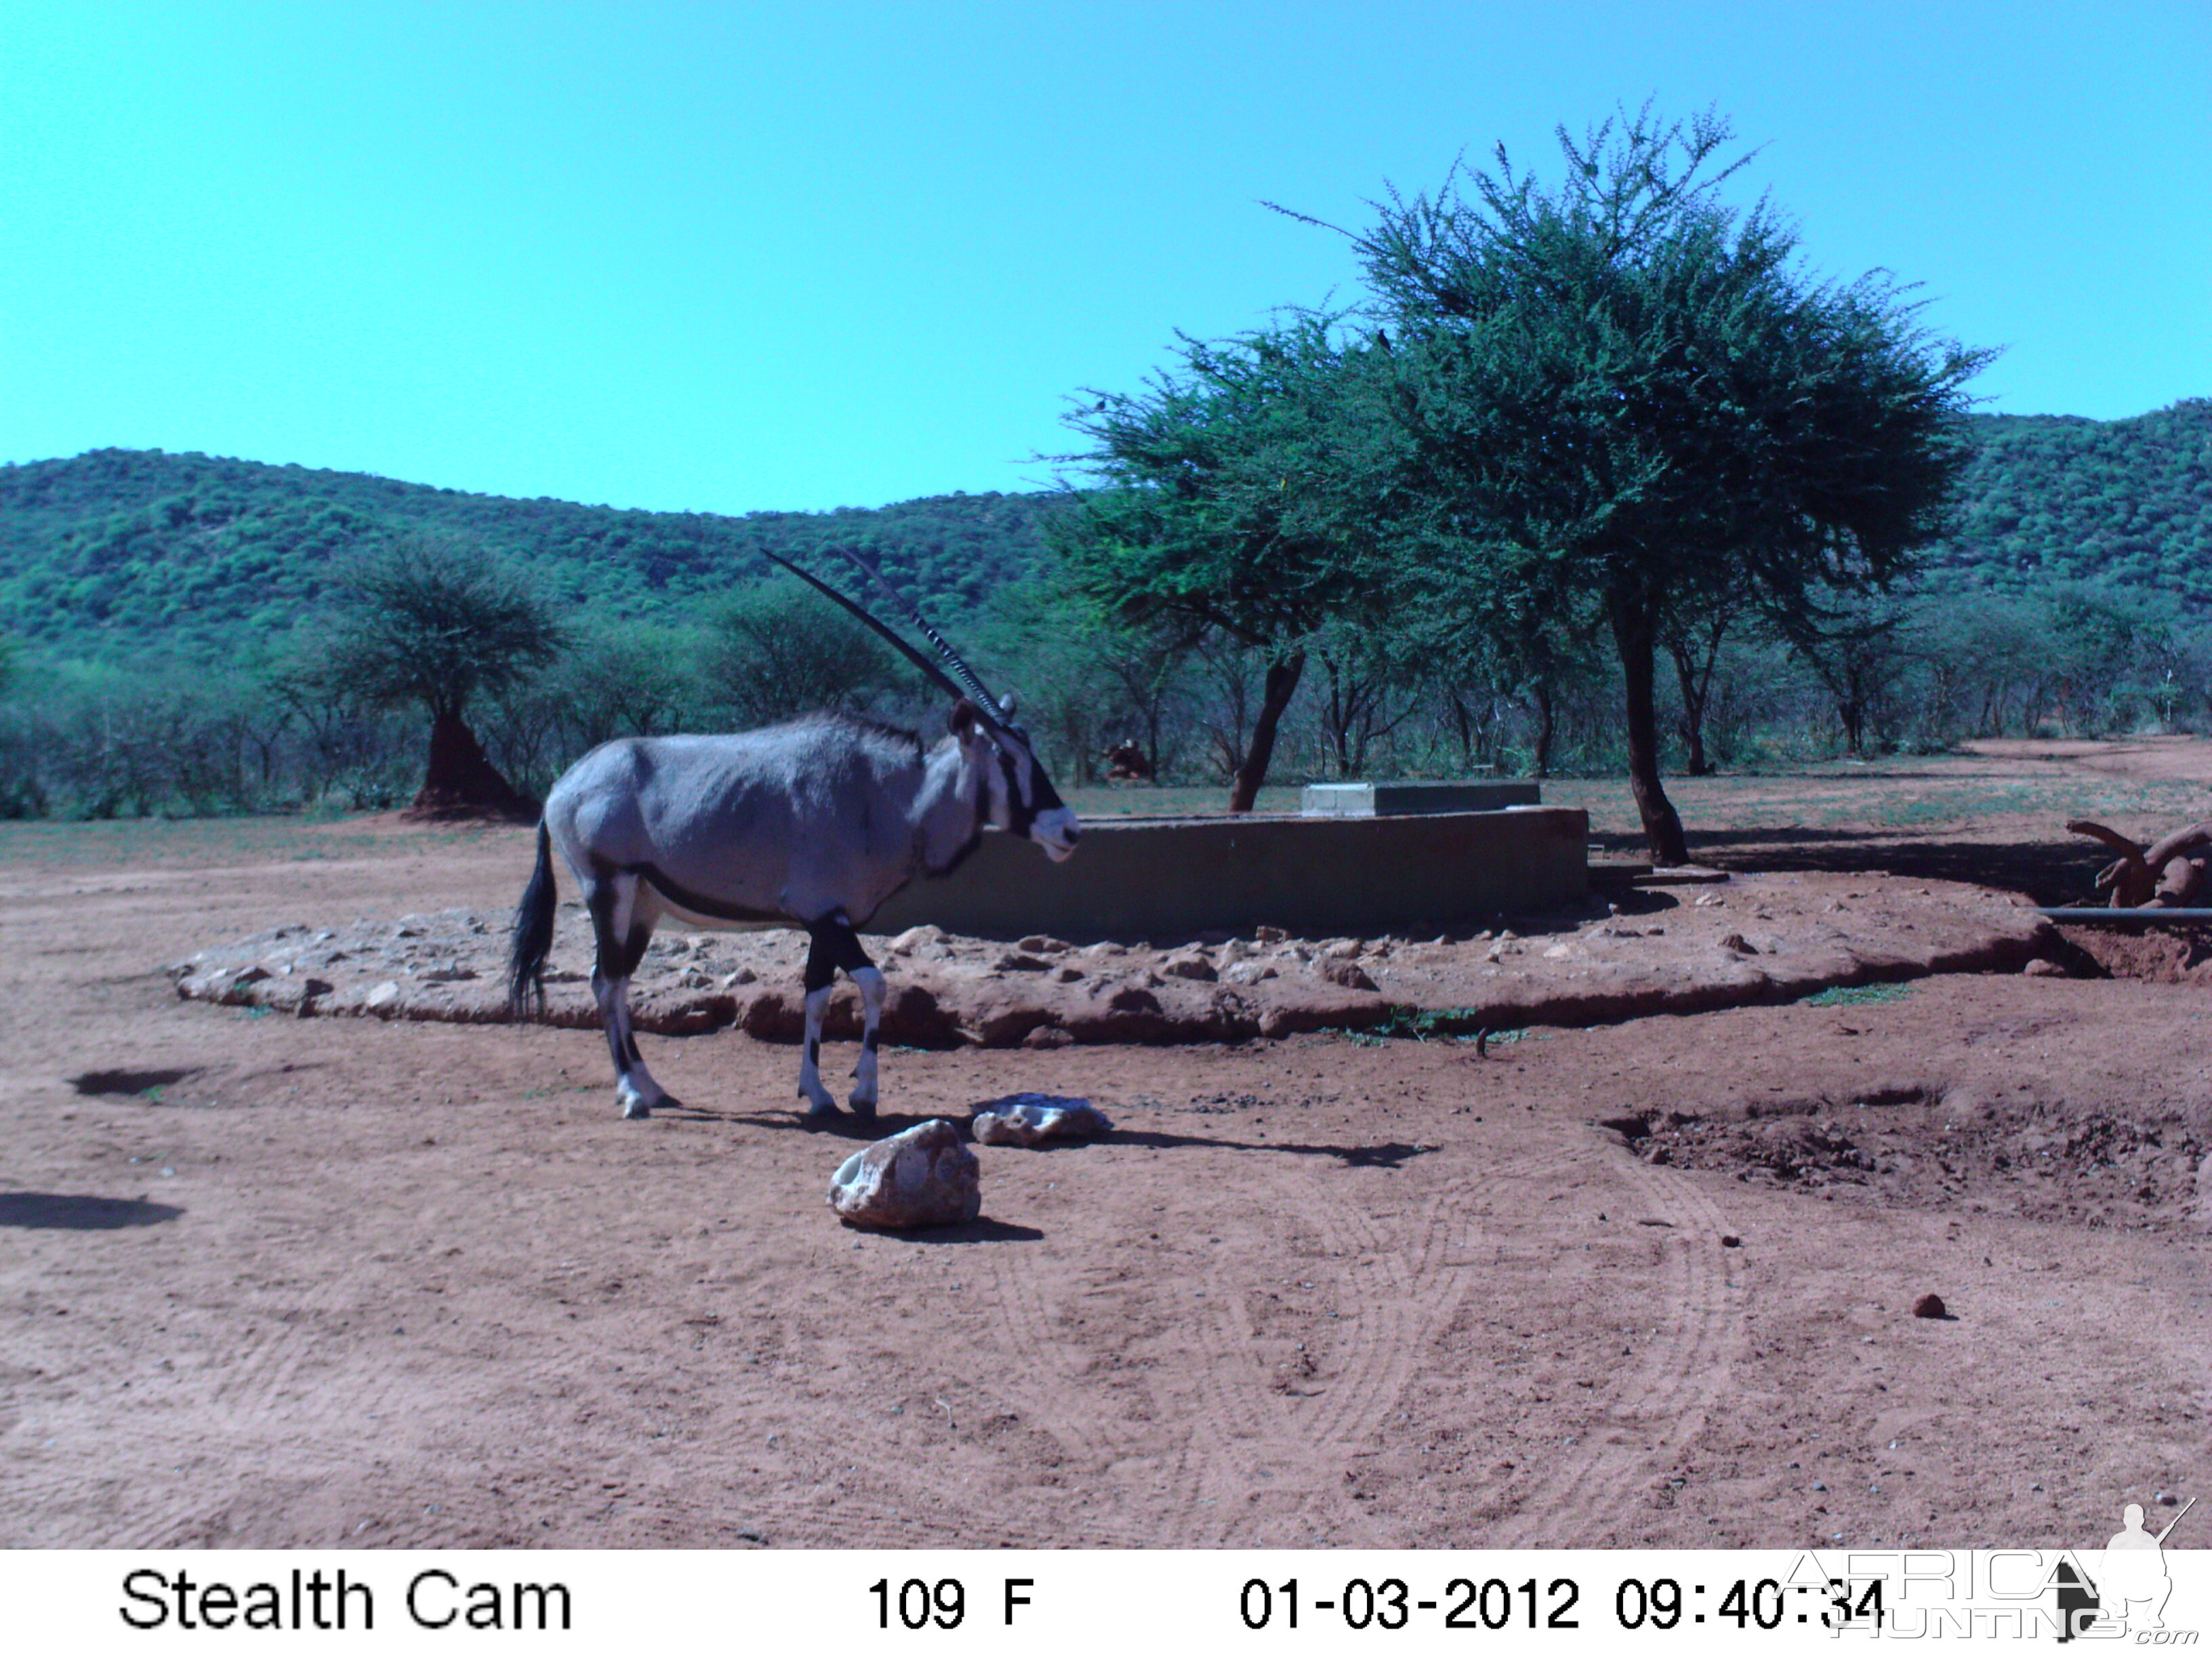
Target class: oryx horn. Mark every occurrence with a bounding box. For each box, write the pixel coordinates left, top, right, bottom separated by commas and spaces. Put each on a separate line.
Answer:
831, 546, 1013, 724
757, 550, 977, 713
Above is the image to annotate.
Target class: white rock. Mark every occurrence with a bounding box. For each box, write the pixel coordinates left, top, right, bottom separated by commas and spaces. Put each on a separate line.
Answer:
970, 1095, 1114, 1147
365, 981, 402, 1010
828, 1120, 981, 1229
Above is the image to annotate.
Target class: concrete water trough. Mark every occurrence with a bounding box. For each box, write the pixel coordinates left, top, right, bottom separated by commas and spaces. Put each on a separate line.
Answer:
1299, 779, 1541, 815
867, 795, 1589, 941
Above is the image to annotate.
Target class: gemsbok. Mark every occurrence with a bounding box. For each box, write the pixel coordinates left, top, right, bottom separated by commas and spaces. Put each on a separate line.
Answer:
508, 550, 1079, 1120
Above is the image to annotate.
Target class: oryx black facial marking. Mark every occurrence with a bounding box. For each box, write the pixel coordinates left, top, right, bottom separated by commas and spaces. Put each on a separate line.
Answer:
999, 747, 1032, 839
507, 550, 1078, 1124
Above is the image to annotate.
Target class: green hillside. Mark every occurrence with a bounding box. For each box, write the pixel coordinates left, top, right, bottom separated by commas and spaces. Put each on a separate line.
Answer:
1, 399, 2207, 670
0, 448, 1062, 667
1924, 398, 2212, 599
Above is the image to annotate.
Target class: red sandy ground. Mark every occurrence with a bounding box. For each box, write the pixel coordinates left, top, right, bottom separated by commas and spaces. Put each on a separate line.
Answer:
2, 741, 2207, 1550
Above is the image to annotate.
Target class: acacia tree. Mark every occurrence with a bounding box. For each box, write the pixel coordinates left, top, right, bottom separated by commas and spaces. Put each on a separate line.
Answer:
1334, 106, 1989, 861
1664, 587, 1748, 777
699, 575, 903, 729
1780, 590, 1914, 756
979, 579, 1191, 785
1055, 316, 1405, 811
318, 535, 565, 820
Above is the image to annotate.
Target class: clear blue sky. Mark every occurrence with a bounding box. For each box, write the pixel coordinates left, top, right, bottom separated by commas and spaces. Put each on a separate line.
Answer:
3, 1, 2206, 515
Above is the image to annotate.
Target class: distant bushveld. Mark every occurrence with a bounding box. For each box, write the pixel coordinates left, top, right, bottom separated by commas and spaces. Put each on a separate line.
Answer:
1923, 401, 2212, 599
2, 402, 2207, 668
0, 446, 1061, 668
0, 398, 2206, 820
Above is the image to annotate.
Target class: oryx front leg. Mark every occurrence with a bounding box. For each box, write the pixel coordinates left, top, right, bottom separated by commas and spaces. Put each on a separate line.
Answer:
586, 870, 674, 1120
849, 964, 886, 1119
797, 986, 838, 1117
800, 911, 877, 1120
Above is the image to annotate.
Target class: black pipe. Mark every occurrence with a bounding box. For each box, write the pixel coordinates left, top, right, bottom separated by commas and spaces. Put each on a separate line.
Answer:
2035, 907, 2212, 925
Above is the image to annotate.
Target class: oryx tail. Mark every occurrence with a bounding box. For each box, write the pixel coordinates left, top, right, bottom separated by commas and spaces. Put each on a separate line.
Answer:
510, 822, 558, 1018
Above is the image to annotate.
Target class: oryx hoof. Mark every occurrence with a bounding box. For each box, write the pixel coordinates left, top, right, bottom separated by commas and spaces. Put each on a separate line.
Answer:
618, 1082, 668, 1120
847, 1094, 878, 1121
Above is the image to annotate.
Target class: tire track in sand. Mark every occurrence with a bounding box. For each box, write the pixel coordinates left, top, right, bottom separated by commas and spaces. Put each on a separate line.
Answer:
14, 1285, 480, 1547
973, 1246, 1208, 1544
1483, 1147, 1747, 1547
1174, 1145, 1563, 1546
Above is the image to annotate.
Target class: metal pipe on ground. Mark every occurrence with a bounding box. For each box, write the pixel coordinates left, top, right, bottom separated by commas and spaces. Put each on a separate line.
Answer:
2034, 907, 2212, 925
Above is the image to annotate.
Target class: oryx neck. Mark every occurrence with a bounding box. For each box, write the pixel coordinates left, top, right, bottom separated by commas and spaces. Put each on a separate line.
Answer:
910, 734, 989, 876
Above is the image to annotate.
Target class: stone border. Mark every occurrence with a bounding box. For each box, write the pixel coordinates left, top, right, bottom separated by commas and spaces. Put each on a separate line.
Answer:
169, 873, 2063, 1049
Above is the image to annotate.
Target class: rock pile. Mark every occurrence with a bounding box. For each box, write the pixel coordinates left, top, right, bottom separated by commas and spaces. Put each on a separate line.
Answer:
167, 873, 2061, 1047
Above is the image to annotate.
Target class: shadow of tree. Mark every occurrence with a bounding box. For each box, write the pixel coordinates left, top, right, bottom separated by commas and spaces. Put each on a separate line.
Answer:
1591, 826, 2106, 907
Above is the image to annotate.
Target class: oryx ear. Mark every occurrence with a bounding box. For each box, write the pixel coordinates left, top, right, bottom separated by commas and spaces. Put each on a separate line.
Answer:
949, 697, 984, 739
998, 692, 1019, 719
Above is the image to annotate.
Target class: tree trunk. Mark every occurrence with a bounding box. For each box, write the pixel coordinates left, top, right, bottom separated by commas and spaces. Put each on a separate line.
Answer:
1322, 655, 1353, 777
1531, 677, 1556, 779
1229, 651, 1305, 813
407, 710, 539, 823
1448, 692, 1475, 772
1668, 625, 1722, 777
1613, 604, 1688, 865
1837, 664, 1868, 758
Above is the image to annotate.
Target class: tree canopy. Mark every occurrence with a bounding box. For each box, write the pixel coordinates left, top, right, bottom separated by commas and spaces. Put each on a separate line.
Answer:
1054, 315, 1408, 808
321, 537, 567, 723
1337, 105, 1990, 859
699, 575, 905, 730
314, 536, 566, 817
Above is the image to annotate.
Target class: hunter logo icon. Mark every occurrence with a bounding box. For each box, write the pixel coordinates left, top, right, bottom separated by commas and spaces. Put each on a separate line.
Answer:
2060, 1494, 2196, 1639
